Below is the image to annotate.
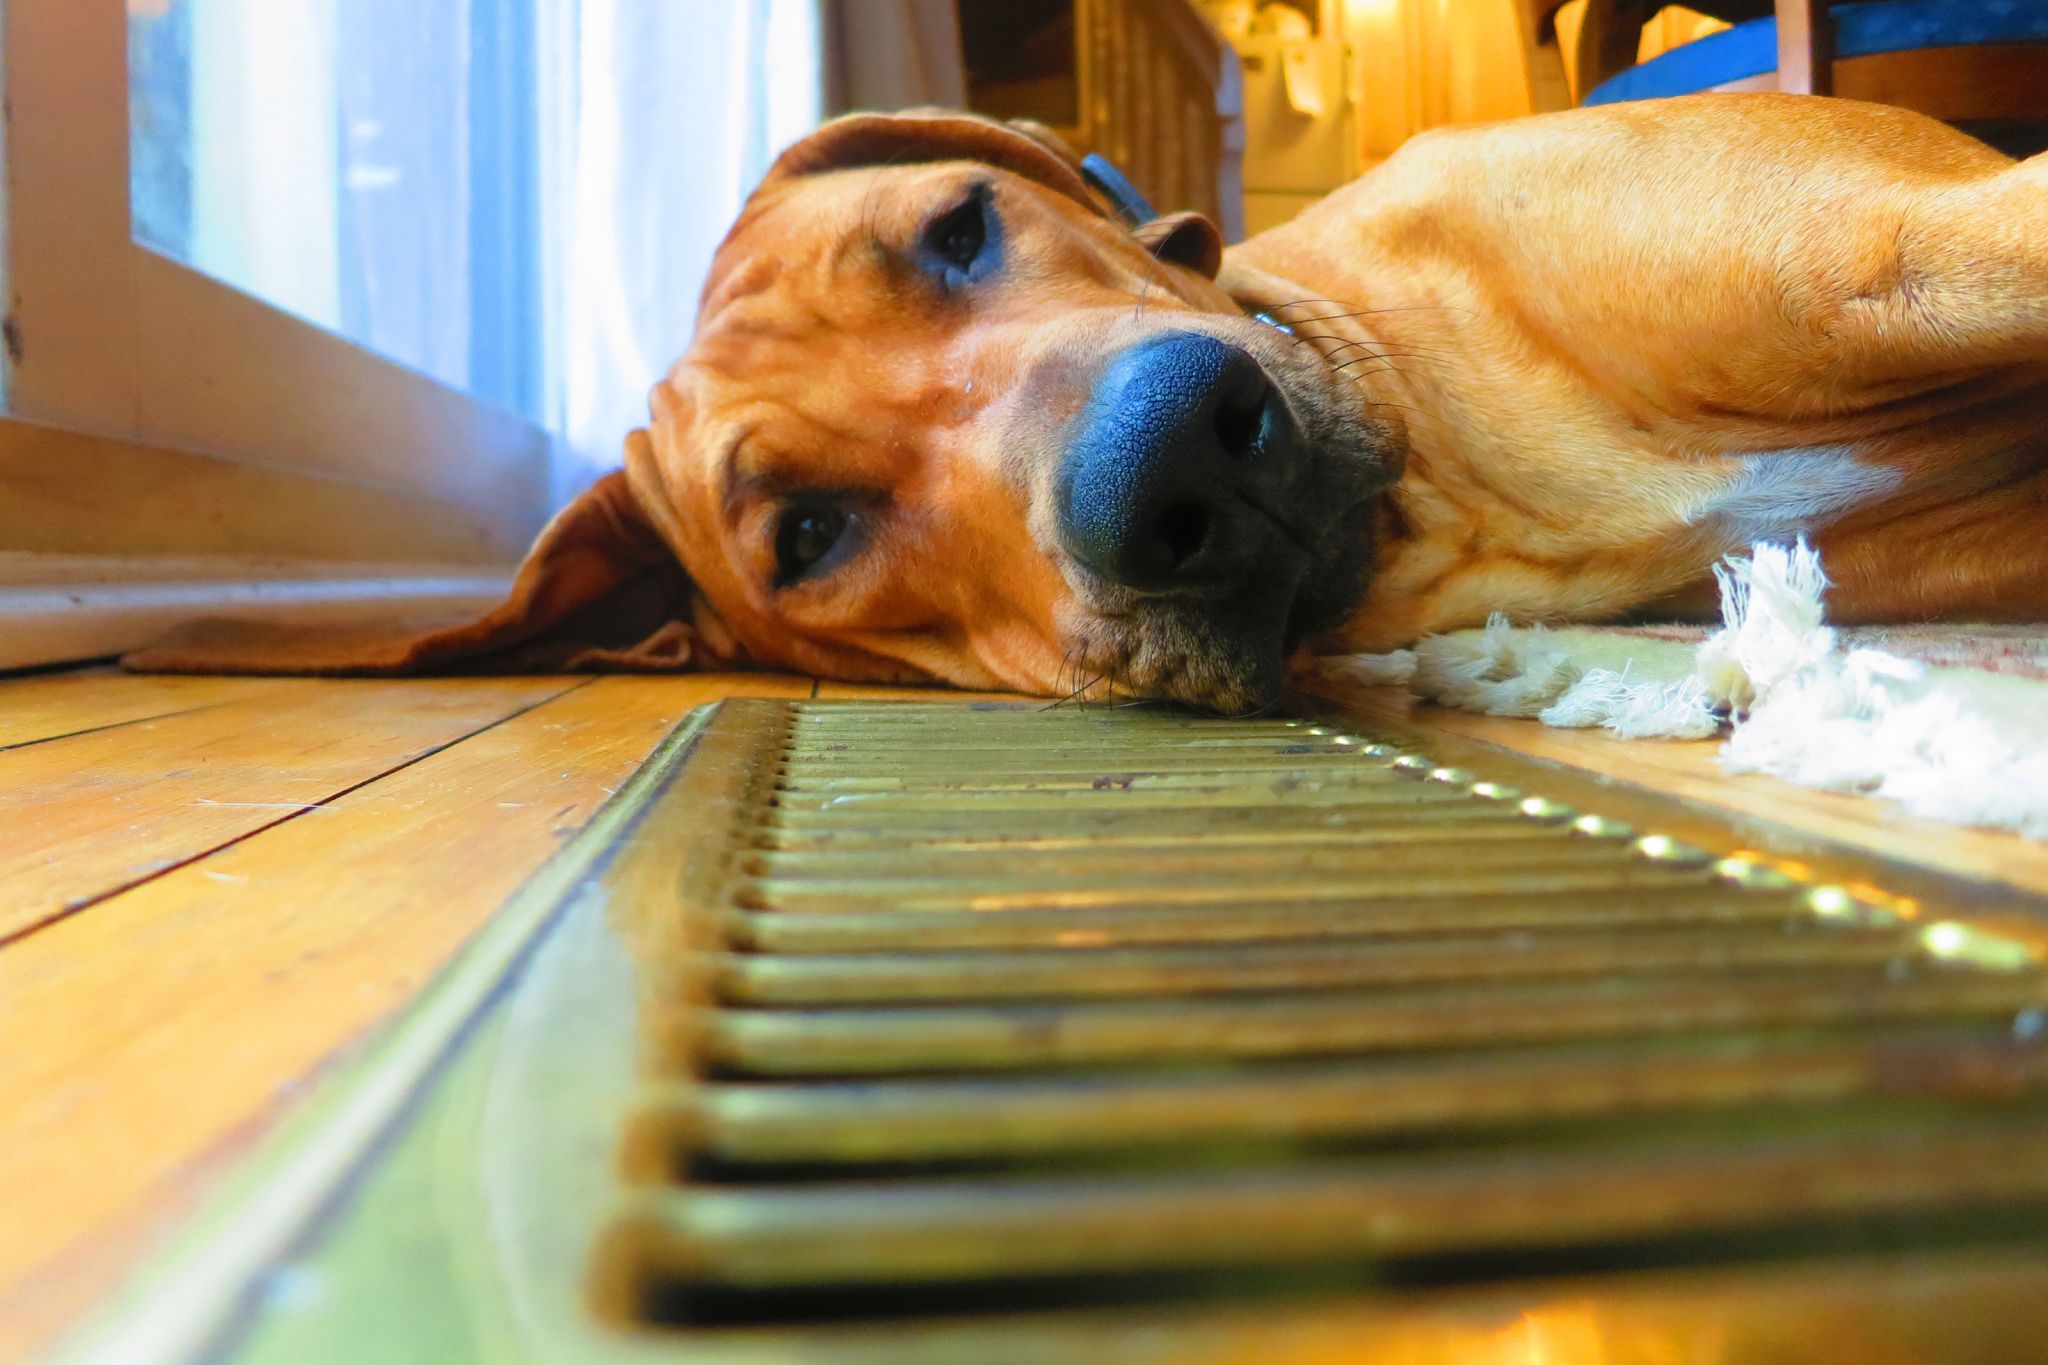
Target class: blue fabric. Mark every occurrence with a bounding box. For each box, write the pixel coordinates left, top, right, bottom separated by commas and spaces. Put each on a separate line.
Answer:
1583, 0, 2048, 105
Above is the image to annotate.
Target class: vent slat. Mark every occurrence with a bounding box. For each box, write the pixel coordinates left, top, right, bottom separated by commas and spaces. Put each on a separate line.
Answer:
593, 700, 2048, 1337
703, 974, 2048, 1076
782, 736, 1376, 757
746, 837, 1660, 882
743, 865, 1717, 913
646, 1028, 2048, 1167
779, 755, 1393, 782
711, 926, 1918, 1005
606, 1121, 2048, 1292
770, 785, 1481, 814
785, 714, 1319, 732
750, 819, 1572, 856
756, 799, 1545, 843
724, 886, 1833, 952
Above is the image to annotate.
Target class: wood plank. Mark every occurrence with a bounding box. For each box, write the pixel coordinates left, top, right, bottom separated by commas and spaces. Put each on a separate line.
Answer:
0, 415, 529, 563
131, 249, 550, 532
0, 673, 807, 1361
0, 675, 574, 941
1314, 684, 2048, 898
0, 0, 135, 427
0, 668, 281, 750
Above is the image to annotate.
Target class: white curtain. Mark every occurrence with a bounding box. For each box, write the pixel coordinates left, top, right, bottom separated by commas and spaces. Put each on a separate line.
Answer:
820, 0, 967, 112
130, 0, 964, 505
542, 0, 965, 503
541, 0, 822, 501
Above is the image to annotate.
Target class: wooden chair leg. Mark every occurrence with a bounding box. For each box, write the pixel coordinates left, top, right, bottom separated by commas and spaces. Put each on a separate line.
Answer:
1513, 0, 1575, 111
1576, 0, 1648, 101
1775, 0, 1834, 94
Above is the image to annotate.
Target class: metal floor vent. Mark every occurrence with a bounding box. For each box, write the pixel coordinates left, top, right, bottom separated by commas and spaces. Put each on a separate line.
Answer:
586, 701, 2048, 1334
85, 698, 2048, 1365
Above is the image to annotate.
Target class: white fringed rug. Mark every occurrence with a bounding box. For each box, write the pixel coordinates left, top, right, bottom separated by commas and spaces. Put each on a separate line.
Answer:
1316, 544, 2048, 839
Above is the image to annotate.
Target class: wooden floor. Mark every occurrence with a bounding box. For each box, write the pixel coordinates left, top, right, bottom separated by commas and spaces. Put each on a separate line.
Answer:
2, 667, 2044, 1362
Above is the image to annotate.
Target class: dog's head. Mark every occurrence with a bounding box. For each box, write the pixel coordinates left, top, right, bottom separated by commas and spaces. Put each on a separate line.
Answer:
572, 112, 1402, 710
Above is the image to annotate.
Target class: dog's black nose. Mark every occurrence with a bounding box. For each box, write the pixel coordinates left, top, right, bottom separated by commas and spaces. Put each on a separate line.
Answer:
1057, 332, 1290, 592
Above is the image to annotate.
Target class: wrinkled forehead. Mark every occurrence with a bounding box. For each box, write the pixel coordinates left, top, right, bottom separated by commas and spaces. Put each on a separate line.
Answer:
677, 188, 966, 453
648, 171, 991, 563
674, 162, 1113, 460
697, 172, 887, 325
696, 159, 1115, 328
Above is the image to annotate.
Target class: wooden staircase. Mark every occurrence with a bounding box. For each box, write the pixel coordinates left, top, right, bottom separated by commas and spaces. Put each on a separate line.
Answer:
963, 0, 1245, 240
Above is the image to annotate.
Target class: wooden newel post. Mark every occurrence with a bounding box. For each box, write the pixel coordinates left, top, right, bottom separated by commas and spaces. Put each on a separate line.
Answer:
1775, 0, 1835, 95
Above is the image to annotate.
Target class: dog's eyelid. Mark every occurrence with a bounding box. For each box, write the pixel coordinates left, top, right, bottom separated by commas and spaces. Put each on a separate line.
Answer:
926, 178, 995, 223
768, 496, 874, 592
751, 478, 889, 511
915, 180, 1001, 289
715, 427, 759, 529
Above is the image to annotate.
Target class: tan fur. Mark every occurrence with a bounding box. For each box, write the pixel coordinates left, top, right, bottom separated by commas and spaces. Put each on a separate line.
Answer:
128, 96, 2048, 709
1229, 96, 2048, 650
649, 95, 2048, 701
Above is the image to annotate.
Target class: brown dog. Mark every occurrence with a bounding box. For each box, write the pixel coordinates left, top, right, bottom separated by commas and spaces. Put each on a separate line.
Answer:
135, 94, 2048, 712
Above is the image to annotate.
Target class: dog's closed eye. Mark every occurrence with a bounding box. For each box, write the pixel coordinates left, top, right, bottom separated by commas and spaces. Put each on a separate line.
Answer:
919, 183, 999, 288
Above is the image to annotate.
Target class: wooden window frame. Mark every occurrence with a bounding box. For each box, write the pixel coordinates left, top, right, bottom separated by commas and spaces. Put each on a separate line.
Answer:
1, 1, 546, 667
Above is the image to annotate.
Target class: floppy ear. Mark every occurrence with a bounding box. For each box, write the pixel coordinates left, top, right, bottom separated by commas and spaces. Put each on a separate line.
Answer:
122, 467, 711, 676
763, 111, 1221, 281
763, 109, 1115, 220
1133, 211, 1224, 280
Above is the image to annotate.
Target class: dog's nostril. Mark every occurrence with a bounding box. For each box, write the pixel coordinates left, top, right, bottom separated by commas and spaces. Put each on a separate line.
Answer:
1214, 386, 1267, 460
1059, 333, 1297, 592
1155, 501, 1212, 568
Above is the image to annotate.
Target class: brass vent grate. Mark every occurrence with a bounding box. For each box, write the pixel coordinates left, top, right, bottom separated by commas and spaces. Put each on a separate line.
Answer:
591, 700, 2048, 1330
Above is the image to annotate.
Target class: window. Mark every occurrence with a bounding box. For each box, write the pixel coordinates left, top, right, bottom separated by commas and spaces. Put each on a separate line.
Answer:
128, 0, 545, 418
0, 1, 825, 667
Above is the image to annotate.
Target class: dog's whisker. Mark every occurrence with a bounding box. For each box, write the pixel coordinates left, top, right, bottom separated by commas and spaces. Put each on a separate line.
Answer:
1335, 353, 1445, 374
1355, 395, 1443, 422
1300, 335, 1429, 368
1335, 364, 1406, 390
1351, 358, 1445, 374
1267, 300, 1477, 322
1314, 337, 1457, 365
1341, 343, 1458, 363
1292, 334, 1396, 372
1039, 645, 1080, 711
1294, 333, 1374, 352
1262, 299, 1365, 313
1125, 240, 1188, 329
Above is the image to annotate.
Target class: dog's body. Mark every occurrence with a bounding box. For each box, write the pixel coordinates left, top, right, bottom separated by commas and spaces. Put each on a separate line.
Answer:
1228, 96, 2048, 652
130, 94, 2048, 709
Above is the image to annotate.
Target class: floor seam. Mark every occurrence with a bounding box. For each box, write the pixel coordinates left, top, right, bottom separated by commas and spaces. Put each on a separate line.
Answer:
0, 701, 237, 756
0, 678, 599, 952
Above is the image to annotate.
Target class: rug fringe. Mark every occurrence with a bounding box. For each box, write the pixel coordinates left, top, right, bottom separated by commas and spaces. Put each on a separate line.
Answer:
1317, 540, 2048, 839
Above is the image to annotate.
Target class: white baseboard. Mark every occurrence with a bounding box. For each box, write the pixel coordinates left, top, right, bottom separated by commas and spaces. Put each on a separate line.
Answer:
0, 556, 511, 670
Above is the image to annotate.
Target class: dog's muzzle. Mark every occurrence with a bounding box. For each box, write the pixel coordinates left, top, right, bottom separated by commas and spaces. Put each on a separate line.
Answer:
1055, 332, 1305, 595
